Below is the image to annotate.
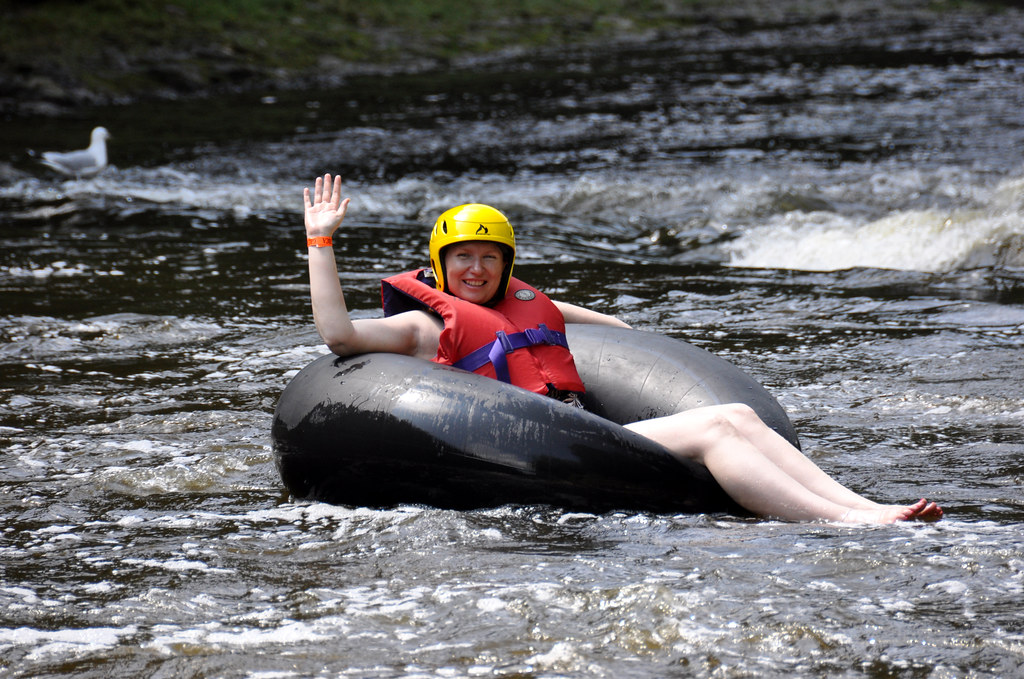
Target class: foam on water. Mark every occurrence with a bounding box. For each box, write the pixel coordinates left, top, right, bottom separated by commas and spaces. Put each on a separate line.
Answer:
28, 515, 1022, 667
0, 625, 138, 660
2, 461, 1022, 675
726, 173, 1024, 272
6, 158, 1022, 275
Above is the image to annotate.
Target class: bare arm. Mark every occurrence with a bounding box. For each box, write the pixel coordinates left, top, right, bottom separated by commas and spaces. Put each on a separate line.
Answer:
553, 300, 631, 328
304, 173, 441, 359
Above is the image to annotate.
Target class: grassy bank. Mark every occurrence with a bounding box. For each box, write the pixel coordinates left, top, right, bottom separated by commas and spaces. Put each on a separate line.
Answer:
0, 0, 688, 113
0, 0, 1009, 115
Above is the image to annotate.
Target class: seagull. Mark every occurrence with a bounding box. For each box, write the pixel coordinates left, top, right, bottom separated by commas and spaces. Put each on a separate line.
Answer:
38, 126, 111, 177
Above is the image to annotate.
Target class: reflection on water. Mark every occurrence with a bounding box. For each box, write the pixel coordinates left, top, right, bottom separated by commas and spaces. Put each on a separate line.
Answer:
1, 5, 1024, 677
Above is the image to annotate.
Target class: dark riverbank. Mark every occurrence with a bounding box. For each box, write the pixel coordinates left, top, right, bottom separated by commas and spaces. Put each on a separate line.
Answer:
0, 0, 1013, 118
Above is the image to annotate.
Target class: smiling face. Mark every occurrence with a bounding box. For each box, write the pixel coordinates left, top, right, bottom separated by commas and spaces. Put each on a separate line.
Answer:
443, 241, 506, 304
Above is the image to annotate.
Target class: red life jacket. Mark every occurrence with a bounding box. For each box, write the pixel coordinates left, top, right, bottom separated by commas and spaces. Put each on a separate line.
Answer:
381, 269, 585, 395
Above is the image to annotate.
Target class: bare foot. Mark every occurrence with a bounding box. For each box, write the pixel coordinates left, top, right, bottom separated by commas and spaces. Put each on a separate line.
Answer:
841, 498, 929, 524
909, 500, 944, 522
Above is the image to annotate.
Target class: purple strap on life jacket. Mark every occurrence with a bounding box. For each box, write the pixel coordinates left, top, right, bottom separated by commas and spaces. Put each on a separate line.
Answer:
452, 323, 569, 383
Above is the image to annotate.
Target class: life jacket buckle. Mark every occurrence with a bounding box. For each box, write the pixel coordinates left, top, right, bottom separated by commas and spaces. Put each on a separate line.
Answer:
523, 323, 556, 345
495, 330, 514, 354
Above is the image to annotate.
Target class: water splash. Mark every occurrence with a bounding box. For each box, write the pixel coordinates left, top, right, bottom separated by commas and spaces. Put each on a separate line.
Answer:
726, 174, 1024, 272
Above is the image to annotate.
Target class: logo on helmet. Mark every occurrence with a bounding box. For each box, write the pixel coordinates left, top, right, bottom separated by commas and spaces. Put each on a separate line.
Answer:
475, 224, 489, 235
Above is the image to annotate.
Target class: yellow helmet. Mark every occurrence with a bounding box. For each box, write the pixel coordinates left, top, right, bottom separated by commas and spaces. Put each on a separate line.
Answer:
429, 203, 516, 301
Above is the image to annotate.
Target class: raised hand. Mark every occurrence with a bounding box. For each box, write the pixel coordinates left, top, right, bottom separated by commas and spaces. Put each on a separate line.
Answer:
304, 173, 351, 237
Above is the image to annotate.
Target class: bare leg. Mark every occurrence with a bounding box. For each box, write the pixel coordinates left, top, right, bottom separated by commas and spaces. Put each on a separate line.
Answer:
625, 407, 937, 523
713, 404, 943, 521
702, 404, 882, 509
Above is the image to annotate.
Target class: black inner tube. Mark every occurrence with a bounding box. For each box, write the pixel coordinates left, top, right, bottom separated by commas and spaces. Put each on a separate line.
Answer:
272, 325, 798, 514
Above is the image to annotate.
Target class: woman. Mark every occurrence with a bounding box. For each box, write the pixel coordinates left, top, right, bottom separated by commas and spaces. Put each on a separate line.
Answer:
303, 173, 943, 523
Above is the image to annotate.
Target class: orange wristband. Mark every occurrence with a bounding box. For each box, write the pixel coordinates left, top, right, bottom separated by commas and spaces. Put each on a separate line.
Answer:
307, 236, 333, 248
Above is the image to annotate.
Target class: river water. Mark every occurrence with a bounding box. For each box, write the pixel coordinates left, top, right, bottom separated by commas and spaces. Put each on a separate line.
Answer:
2, 5, 1024, 678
